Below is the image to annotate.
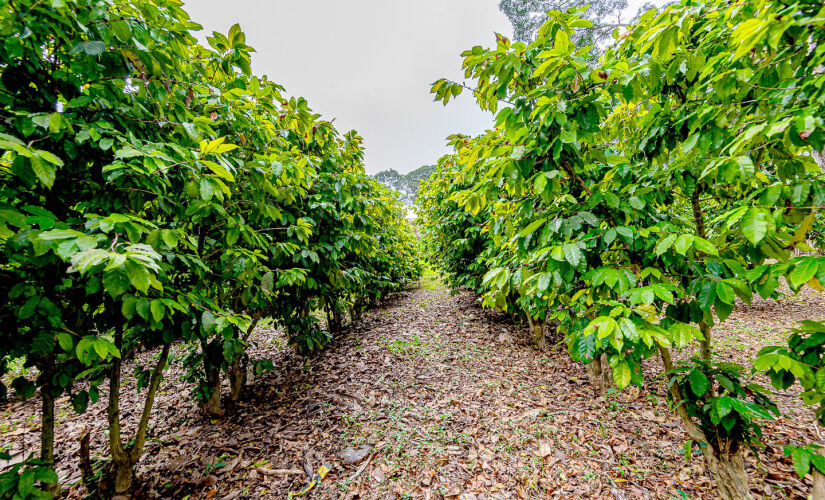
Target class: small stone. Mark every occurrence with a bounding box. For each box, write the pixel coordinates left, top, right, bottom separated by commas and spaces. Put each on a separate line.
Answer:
340, 444, 372, 464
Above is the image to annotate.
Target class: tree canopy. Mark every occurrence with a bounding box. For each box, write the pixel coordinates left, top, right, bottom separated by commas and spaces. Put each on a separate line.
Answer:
0, 0, 420, 496
423, 0, 825, 497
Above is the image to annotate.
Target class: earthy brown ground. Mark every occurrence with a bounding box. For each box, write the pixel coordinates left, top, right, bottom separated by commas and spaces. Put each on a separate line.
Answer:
1, 278, 824, 499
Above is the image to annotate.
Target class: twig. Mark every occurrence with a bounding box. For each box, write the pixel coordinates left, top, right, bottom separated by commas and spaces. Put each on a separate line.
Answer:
256, 466, 303, 476
350, 450, 378, 492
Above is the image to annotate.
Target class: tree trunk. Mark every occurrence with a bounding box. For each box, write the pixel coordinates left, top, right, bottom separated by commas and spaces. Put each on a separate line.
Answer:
227, 316, 260, 405
691, 189, 713, 361
199, 339, 225, 417
40, 359, 59, 497
106, 339, 170, 498
659, 347, 751, 498
107, 326, 127, 497
813, 468, 825, 500
698, 321, 712, 360
324, 302, 334, 334
702, 447, 752, 500
110, 458, 134, 499
332, 304, 342, 333
526, 315, 545, 349
228, 357, 246, 404
201, 363, 224, 417
587, 355, 609, 397
78, 433, 95, 497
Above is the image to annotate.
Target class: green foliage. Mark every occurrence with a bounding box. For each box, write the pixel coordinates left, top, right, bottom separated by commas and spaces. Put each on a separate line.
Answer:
758, 321, 825, 425
784, 444, 825, 478
0, 0, 420, 494
0, 456, 58, 500
667, 359, 778, 453
416, 155, 494, 295
757, 319, 825, 480
421, 0, 825, 493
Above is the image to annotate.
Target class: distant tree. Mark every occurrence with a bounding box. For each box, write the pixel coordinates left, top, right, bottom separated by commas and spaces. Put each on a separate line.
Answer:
499, 0, 657, 47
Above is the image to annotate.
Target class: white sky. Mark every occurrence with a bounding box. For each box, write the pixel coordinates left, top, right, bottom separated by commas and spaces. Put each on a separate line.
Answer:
184, 1, 654, 175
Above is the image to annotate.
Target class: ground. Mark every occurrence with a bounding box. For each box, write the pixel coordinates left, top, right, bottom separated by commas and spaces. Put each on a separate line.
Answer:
1, 277, 824, 499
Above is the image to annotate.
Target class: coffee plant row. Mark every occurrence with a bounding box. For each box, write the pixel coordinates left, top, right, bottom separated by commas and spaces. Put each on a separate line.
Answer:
0, 0, 421, 497
419, 0, 825, 498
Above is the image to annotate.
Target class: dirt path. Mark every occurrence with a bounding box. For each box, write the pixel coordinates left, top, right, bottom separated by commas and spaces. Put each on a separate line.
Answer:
2, 282, 824, 499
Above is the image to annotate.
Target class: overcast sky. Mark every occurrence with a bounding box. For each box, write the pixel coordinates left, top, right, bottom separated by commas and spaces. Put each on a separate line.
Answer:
184, 1, 652, 175
184, 0, 510, 175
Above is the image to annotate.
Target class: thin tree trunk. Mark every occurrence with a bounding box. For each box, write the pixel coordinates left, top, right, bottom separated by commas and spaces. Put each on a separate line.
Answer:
107, 325, 129, 497
324, 301, 334, 334
78, 433, 95, 497
228, 316, 261, 405
228, 358, 246, 404
600, 353, 610, 393
107, 333, 171, 498
40, 357, 58, 496
201, 363, 224, 417
587, 355, 608, 397
332, 303, 342, 333
691, 189, 712, 361
659, 346, 705, 441
526, 315, 545, 349
813, 468, 825, 499
129, 343, 170, 462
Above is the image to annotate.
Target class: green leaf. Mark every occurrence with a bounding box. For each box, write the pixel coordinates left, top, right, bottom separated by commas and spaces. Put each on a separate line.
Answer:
202, 160, 235, 182
816, 367, 825, 393
75, 40, 106, 55
693, 237, 718, 256
698, 282, 716, 309
563, 243, 583, 267
741, 208, 771, 245
57, 332, 73, 352
202, 310, 217, 334
35, 149, 63, 166
716, 282, 735, 305
93, 339, 109, 360
613, 361, 631, 389
102, 270, 130, 297
655, 235, 676, 256
519, 218, 547, 238
674, 234, 693, 255
76, 338, 94, 365
688, 369, 710, 397
629, 196, 645, 210
618, 318, 640, 341
715, 396, 733, 418
125, 263, 151, 294
575, 334, 597, 361
791, 447, 811, 478
30, 156, 56, 189
48, 113, 63, 133
261, 271, 275, 294
18, 296, 40, 319
789, 259, 819, 288
150, 300, 165, 322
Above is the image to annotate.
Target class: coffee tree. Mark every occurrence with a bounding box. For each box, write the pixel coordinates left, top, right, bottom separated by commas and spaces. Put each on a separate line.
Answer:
0, 0, 421, 497
422, 0, 824, 497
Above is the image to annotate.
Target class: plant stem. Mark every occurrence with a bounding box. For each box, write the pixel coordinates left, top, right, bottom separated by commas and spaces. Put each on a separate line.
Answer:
691, 188, 712, 361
